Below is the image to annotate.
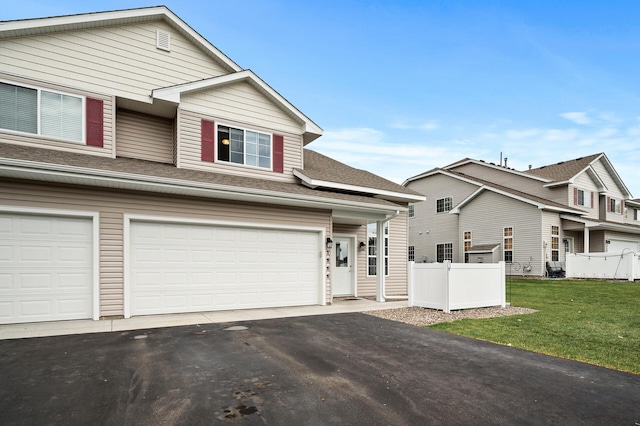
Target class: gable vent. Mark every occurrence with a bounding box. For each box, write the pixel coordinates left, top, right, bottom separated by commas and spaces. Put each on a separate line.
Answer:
156, 30, 171, 51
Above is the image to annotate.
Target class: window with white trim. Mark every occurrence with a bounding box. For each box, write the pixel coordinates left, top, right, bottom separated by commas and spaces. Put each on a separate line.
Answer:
503, 227, 513, 263
408, 205, 415, 218
551, 226, 559, 262
0, 81, 84, 142
367, 222, 389, 276
463, 231, 472, 263
436, 197, 453, 213
217, 124, 271, 168
408, 245, 415, 262
436, 243, 453, 263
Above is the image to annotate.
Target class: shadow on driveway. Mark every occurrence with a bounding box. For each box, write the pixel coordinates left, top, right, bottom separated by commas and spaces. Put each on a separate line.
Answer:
1, 313, 638, 425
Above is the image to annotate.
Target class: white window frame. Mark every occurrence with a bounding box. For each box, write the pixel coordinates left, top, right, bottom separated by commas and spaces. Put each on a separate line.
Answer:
436, 242, 453, 263
463, 231, 472, 263
408, 204, 415, 218
216, 123, 273, 170
0, 80, 86, 144
408, 245, 415, 262
367, 222, 389, 277
436, 196, 453, 213
503, 226, 513, 263
551, 225, 560, 262
610, 198, 622, 214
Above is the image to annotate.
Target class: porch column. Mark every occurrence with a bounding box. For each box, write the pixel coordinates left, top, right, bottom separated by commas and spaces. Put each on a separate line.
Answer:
376, 220, 385, 302
583, 227, 590, 254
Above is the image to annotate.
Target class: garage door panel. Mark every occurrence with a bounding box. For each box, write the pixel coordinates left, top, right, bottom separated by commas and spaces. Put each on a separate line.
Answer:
130, 222, 320, 316
0, 212, 93, 324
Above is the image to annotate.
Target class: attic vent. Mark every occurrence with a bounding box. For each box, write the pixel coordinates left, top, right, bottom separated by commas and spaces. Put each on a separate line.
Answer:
156, 30, 171, 51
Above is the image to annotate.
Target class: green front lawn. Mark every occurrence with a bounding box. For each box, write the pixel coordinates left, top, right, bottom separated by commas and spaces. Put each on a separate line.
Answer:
430, 278, 640, 374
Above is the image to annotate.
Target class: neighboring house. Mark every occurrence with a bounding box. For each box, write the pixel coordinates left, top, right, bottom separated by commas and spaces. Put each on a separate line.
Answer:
404, 153, 640, 276
0, 7, 424, 325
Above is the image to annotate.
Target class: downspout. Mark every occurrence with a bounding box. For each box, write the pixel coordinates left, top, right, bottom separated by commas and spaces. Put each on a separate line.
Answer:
377, 210, 409, 301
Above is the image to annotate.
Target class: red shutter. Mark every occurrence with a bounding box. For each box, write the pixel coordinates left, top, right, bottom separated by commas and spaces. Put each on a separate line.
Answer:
590, 192, 594, 208
606, 196, 611, 212
201, 119, 215, 162
86, 98, 103, 147
273, 134, 284, 173
573, 187, 578, 205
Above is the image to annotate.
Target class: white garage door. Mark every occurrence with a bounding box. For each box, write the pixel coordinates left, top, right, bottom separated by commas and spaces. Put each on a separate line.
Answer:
0, 213, 93, 324
129, 221, 321, 316
608, 239, 640, 253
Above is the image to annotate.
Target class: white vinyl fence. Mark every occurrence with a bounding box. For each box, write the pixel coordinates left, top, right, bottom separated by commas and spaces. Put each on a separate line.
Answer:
566, 251, 639, 281
408, 261, 506, 313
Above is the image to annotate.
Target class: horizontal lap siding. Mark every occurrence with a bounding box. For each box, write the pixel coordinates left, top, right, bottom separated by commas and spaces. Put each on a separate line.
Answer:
460, 191, 542, 275
116, 109, 174, 164
181, 82, 302, 135
452, 163, 553, 200
0, 73, 114, 156
0, 21, 229, 103
179, 109, 302, 182
572, 173, 599, 219
333, 215, 408, 299
1, 180, 331, 317
592, 160, 627, 223
407, 174, 479, 263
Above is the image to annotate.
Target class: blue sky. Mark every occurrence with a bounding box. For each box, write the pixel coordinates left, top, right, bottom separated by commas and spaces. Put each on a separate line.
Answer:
4, 1, 640, 196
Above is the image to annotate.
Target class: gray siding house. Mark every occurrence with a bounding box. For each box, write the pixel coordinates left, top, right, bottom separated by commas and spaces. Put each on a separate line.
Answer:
0, 7, 424, 325
404, 154, 640, 276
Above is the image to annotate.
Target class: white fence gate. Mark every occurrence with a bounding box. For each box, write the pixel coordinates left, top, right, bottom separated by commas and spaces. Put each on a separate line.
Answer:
408, 261, 506, 313
566, 251, 639, 281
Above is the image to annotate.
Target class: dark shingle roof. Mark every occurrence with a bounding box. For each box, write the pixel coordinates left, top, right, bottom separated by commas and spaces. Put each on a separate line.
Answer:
0, 143, 405, 208
523, 153, 602, 181
446, 169, 585, 213
298, 150, 423, 197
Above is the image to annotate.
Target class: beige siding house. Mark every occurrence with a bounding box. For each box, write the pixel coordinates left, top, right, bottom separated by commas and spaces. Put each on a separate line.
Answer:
0, 7, 424, 325
404, 154, 640, 276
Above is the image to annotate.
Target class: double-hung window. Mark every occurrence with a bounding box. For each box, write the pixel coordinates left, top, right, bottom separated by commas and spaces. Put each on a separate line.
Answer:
609, 197, 622, 214
408, 205, 415, 218
436, 197, 453, 213
551, 226, 559, 261
436, 243, 453, 263
0, 81, 84, 143
367, 222, 389, 276
463, 231, 472, 263
503, 227, 513, 263
218, 125, 271, 168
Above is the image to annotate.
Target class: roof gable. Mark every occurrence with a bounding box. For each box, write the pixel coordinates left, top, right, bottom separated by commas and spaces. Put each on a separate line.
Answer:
0, 6, 241, 73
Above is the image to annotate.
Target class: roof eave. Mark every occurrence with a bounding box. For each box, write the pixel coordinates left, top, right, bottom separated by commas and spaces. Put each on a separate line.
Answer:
0, 160, 402, 215
294, 169, 425, 203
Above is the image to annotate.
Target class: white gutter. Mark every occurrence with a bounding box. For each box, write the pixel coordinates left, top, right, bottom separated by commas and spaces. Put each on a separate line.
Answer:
0, 159, 405, 216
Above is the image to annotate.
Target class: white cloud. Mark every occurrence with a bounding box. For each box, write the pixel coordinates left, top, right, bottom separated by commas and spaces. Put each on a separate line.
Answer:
390, 121, 439, 131
560, 111, 591, 125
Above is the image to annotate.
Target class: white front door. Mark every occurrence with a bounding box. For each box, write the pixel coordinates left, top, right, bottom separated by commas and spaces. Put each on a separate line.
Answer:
333, 236, 354, 296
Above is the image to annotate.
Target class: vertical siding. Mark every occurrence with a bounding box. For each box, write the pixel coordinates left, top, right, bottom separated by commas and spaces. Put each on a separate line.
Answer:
116, 109, 174, 163
406, 174, 479, 263
178, 109, 301, 182
0, 21, 230, 104
0, 73, 114, 156
1, 180, 331, 317
181, 81, 302, 135
459, 191, 543, 275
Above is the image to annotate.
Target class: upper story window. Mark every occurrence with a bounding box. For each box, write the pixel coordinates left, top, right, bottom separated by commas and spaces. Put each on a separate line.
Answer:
436, 197, 453, 213
574, 188, 592, 208
218, 125, 271, 168
0, 81, 84, 143
608, 197, 622, 214
408, 205, 415, 218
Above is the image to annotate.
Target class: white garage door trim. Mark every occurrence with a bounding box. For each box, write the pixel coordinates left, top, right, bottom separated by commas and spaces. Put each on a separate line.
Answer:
0, 205, 99, 322
607, 239, 640, 253
123, 214, 327, 318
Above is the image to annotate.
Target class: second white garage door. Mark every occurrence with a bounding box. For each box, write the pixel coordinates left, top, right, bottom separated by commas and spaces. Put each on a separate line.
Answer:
129, 221, 321, 316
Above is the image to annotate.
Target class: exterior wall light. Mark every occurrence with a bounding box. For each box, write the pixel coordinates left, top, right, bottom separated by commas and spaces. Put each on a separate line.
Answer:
358, 241, 366, 251
326, 237, 333, 249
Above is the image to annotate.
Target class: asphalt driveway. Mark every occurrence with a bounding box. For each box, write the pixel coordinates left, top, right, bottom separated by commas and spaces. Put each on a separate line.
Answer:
1, 313, 638, 425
